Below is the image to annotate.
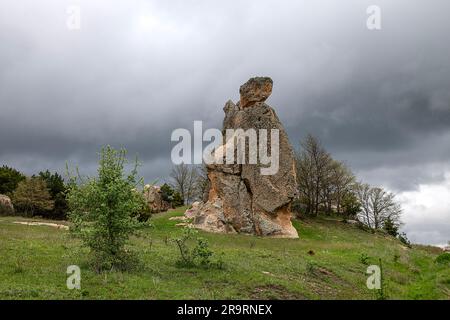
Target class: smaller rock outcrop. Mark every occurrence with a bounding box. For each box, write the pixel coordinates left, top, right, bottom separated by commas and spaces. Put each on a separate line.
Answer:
143, 185, 171, 213
0, 194, 14, 215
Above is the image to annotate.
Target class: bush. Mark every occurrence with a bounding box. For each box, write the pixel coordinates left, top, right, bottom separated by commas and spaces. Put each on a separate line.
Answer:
134, 202, 152, 222
360, 253, 370, 265
172, 228, 194, 266
435, 253, 450, 265
357, 222, 373, 233
172, 191, 184, 207
383, 217, 399, 237
171, 227, 223, 269
66, 146, 148, 272
160, 183, 184, 208
193, 237, 213, 266
398, 232, 411, 248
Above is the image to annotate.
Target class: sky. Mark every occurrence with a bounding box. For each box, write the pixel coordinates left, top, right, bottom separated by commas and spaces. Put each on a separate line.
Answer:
0, 0, 449, 245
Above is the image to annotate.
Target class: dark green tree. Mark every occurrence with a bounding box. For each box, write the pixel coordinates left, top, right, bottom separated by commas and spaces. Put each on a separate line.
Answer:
341, 192, 361, 219
172, 191, 184, 207
38, 170, 66, 197
383, 217, 399, 237
160, 183, 174, 202
0, 165, 26, 195
160, 183, 184, 207
38, 170, 68, 219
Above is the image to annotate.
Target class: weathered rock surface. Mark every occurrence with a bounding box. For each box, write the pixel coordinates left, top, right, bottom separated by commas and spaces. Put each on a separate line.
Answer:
0, 194, 14, 215
185, 77, 298, 238
143, 185, 171, 213
239, 77, 273, 108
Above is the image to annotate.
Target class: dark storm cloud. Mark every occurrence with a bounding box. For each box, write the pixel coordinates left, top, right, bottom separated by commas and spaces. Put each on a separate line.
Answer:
1, 0, 449, 244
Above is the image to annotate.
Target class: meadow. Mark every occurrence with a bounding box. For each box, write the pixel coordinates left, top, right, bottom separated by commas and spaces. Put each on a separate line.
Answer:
0, 208, 449, 300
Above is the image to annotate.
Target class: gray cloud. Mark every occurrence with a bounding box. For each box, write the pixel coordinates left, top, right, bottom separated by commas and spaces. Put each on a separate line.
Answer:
1, 0, 449, 244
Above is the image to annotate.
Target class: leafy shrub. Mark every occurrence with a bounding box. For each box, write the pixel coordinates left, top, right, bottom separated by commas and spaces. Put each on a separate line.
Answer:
172, 227, 196, 266
160, 183, 184, 208
66, 146, 148, 272
135, 203, 152, 222
356, 222, 372, 233
171, 227, 224, 269
172, 191, 184, 207
383, 217, 399, 237
192, 237, 213, 266
398, 232, 411, 248
360, 253, 370, 265
435, 253, 450, 265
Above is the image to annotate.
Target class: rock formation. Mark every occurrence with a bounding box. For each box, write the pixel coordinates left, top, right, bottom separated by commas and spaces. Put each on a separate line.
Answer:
0, 194, 14, 215
185, 77, 299, 238
143, 185, 171, 213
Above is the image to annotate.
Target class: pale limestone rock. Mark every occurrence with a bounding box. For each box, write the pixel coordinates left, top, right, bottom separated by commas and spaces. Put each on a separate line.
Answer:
185, 77, 298, 238
143, 185, 171, 213
0, 194, 14, 215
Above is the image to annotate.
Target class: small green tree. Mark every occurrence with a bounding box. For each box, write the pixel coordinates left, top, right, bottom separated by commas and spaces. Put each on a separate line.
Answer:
341, 192, 360, 219
171, 227, 223, 269
383, 217, 399, 237
160, 183, 174, 202
160, 183, 184, 207
67, 146, 148, 271
0, 165, 26, 195
172, 191, 184, 207
11, 177, 54, 216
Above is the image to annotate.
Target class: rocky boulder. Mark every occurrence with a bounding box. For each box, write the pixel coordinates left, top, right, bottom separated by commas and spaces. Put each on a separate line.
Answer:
143, 185, 171, 213
239, 77, 273, 108
185, 77, 299, 238
0, 194, 14, 215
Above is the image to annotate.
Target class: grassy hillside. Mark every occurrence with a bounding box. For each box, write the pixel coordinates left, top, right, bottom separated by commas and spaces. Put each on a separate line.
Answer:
0, 208, 449, 300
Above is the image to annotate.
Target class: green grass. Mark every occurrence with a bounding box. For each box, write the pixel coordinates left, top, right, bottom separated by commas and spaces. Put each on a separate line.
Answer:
0, 210, 449, 300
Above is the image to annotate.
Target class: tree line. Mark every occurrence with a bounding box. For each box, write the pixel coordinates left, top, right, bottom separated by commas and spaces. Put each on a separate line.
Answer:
295, 134, 404, 237
0, 166, 68, 219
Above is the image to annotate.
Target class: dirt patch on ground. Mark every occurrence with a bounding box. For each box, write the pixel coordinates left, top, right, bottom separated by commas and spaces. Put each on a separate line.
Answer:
305, 266, 361, 298
249, 284, 307, 300
13, 221, 69, 230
